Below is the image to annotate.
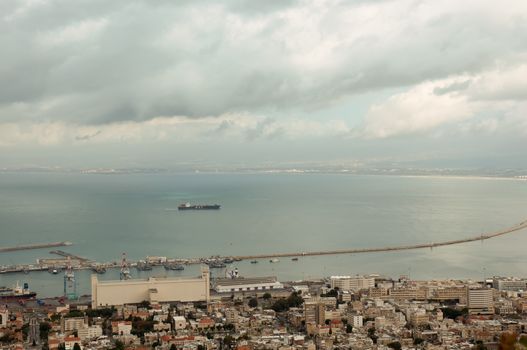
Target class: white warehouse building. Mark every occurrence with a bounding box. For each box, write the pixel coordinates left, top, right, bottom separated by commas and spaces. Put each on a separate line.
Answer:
91, 266, 210, 308
213, 277, 284, 293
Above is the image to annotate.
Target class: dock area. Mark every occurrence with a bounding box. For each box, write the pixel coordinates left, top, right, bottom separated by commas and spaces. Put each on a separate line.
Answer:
1, 219, 526, 275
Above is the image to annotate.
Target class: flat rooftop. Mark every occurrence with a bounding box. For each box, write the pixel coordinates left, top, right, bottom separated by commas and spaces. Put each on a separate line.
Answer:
213, 277, 278, 286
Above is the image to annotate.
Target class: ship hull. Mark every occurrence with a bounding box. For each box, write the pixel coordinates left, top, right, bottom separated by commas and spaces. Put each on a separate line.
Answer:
178, 205, 221, 210
0, 292, 37, 300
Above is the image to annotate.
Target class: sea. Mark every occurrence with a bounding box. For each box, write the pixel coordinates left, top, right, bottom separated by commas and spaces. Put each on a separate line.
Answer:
0, 172, 526, 297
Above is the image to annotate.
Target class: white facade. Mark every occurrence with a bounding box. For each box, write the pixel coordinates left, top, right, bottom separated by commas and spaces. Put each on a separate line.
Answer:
92, 266, 210, 308
213, 277, 283, 293
467, 288, 494, 314
351, 315, 363, 328
330, 276, 375, 291
78, 325, 103, 340
492, 278, 527, 291
0, 308, 8, 328
63, 317, 86, 332
173, 316, 187, 330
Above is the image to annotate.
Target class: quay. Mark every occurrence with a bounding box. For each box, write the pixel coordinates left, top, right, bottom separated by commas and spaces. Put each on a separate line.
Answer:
234, 219, 527, 260
0, 241, 72, 253
1, 219, 526, 275
49, 250, 91, 262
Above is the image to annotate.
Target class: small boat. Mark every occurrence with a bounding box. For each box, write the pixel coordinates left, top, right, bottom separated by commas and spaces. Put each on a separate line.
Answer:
208, 261, 227, 268
163, 263, 185, 271
291, 258, 299, 261
91, 264, 107, 274
136, 261, 153, 271
250, 260, 258, 264
223, 258, 234, 264
269, 258, 279, 263
171, 264, 185, 271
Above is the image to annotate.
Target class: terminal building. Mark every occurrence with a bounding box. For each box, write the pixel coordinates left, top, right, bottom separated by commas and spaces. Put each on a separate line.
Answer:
91, 267, 210, 308
212, 276, 284, 293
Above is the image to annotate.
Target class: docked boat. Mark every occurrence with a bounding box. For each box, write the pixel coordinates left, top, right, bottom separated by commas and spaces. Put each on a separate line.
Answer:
250, 260, 258, 264
0, 282, 36, 300
292, 258, 299, 261
91, 265, 107, 274
164, 264, 185, 271
269, 258, 280, 263
208, 261, 227, 268
136, 261, 153, 271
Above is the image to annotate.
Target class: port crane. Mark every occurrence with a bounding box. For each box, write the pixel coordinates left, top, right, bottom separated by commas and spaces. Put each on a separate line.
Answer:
63, 256, 77, 300
120, 252, 131, 280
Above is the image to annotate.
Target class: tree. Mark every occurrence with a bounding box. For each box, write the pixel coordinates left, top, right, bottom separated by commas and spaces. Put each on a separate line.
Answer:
263, 293, 272, 300
58, 344, 66, 350
223, 335, 235, 349
73, 343, 81, 350
114, 339, 125, 350
387, 341, 401, 350
413, 338, 424, 345
40, 322, 51, 340
248, 297, 258, 308
499, 332, 517, 350
321, 289, 338, 298
346, 324, 353, 333
271, 292, 304, 312
170, 344, 177, 350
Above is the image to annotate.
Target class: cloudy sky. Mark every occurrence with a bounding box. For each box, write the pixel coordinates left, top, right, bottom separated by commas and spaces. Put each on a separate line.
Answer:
1, 0, 526, 169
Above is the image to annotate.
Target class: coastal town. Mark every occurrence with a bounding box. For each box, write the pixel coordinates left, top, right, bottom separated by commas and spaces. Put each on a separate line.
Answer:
2, 272, 527, 350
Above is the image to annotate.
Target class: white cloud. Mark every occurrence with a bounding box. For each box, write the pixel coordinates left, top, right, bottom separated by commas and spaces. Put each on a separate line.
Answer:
36, 18, 108, 47
360, 63, 527, 138
1, 0, 526, 124
361, 78, 476, 138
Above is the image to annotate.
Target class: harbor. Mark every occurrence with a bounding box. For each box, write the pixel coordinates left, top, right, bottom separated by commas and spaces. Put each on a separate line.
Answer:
1, 218, 526, 276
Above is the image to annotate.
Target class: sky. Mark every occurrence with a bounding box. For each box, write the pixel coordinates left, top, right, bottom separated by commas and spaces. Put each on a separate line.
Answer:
0, 0, 526, 169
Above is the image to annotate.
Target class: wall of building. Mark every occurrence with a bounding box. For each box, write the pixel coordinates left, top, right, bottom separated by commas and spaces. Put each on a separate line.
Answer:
92, 267, 210, 308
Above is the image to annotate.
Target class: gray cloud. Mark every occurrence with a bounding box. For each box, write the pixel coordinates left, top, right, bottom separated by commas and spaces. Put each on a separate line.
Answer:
1, 0, 527, 125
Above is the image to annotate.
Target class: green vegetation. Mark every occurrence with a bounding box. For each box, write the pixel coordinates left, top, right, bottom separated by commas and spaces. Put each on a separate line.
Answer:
263, 292, 272, 300
442, 307, 468, 320
321, 289, 338, 298
271, 292, 304, 312
86, 307, 114, 318
223, 335, 235, 349
346, 324, 353, 333
40, 322, 51, 340
113, 340, 124, 350
387, 341, 402, 350
414, 338, 424, 345
367, 327, 378, 344
248, 297, 258, 308
130, 317, 154, 337
66, 310, 84, 318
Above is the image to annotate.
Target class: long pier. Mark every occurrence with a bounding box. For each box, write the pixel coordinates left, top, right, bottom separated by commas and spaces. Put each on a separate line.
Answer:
49, 250, 91, 262
0, 241, 72, 253
1, 219, 527, 274
233, 219, 527, 260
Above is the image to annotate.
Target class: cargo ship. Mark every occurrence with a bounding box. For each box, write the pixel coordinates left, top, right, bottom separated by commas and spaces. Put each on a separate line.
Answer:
0, 282, 36, 300
178, 202, 221, 210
